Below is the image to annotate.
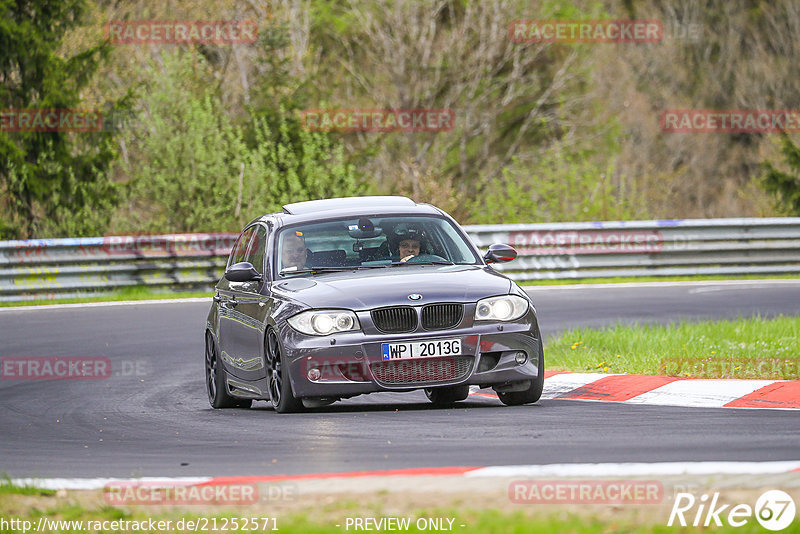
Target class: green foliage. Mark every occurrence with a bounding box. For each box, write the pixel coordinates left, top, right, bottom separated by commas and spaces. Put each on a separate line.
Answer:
116, 51, 364, 234
539, 0, 608, 19
470, 138, 649, 224
309, 1, 362, 43
5, 138, 117, 237
0, 0, 119, 238
117, 52, 247, 233
5, 0, 796, 238
763, 135, 800, 215
244, 113, 364, 215
468, 166, 540, 224
0, 476, 55, 496
548, 316, 800, 379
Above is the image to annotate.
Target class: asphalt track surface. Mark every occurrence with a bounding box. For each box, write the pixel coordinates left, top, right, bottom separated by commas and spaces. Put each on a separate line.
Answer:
1, 280, 798, 478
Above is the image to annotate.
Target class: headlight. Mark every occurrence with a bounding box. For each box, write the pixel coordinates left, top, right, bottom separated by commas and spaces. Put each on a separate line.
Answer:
287, 310, 360, 336
474, 295, 529, 322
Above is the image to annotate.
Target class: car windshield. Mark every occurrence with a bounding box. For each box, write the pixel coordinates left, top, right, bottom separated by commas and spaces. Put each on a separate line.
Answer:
276, 215, 479, 276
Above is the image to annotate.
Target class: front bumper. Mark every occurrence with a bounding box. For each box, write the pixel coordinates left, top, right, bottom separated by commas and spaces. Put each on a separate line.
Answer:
281, 308, 541, 398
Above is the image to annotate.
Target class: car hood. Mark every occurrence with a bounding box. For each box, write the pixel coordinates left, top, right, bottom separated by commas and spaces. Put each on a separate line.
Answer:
271, 265, 512, 310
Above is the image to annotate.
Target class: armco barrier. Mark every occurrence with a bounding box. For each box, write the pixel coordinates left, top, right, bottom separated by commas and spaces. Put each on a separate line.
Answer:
474, 217, 800, 281
0, 218, 798, 302
0, 234, 236, 302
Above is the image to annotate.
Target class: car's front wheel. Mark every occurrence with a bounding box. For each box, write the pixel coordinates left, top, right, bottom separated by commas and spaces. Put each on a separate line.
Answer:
265, 329, 305, 413
424, 385, 470, 405
205, 332, 252, 409
497, 343, 545, 406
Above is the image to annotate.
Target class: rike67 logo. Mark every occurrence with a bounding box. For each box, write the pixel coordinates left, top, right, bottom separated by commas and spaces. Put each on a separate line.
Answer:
669, 490, 796, 531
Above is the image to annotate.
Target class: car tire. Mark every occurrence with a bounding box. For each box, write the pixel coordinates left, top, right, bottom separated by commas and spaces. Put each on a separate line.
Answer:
424, 385, 470, 405
205, 332, 252, 409
265, 329, 305, 413
497, 342, 545, 406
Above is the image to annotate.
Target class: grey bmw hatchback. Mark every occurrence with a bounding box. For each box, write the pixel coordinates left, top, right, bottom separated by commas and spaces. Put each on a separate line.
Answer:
205, 196, 544, 412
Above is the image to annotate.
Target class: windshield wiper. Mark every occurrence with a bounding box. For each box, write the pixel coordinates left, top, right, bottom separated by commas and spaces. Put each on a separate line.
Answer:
280, 265, 393, 276
279, 267, 354, 276
390, 260, 454, 266
280, 261, 455, 276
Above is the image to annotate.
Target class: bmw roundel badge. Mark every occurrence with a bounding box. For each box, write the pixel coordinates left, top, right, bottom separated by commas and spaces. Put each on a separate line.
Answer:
408, 294, 422, 301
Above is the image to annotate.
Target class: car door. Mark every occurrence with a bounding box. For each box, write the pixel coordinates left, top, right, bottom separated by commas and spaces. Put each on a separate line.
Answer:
217, 226, 255, 380
218, 224, 271, 385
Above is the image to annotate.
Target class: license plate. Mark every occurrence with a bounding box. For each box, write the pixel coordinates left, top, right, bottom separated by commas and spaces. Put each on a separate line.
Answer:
381, 338, 461, 360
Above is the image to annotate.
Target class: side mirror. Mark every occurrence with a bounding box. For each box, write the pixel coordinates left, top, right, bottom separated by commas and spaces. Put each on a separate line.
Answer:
225, 261, 263, 282
483, 243, 517, 264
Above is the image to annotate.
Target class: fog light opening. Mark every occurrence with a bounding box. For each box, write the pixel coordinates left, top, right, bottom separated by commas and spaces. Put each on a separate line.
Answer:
307, 368, 321, 381
514, 351, 528, 365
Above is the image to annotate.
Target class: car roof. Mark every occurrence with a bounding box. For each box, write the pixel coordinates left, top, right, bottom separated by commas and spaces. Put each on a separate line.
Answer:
251, 196, 445, 227
283, 196, 417, 215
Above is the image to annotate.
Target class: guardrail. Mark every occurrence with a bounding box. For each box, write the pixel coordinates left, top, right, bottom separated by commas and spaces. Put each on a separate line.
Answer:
1, 218, 799, 301
471, 217, 800, 281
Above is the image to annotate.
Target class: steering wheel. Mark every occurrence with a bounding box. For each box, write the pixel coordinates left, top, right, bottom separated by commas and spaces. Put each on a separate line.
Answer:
405, 253, 448, 264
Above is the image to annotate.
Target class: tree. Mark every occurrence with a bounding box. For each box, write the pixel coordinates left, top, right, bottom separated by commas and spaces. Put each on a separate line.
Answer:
245, 111, 365, 215
115, 51, 364, 234
318, 0, 592, 206
763, 135, 800, 215
0, 0, 120, 238
116, 52, 248, 234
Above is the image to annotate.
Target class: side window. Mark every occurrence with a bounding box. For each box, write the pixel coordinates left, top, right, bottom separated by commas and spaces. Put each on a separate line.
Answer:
244, 226, 268, 275
229, 227, 255, 267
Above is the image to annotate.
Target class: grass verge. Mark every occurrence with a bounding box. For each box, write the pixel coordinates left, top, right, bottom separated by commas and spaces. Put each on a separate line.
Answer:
546, 315, 799, 379
0, 286, 211, 307
520, 273, 800, 286
1, 487, 794, 534
0, 478, 55, 497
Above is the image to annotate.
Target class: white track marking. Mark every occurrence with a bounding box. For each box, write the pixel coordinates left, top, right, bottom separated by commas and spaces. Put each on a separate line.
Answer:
11, 461, 800, 490
465, 461, 800, 478
625, 379, 776, 407
541, 373, 619, 399
472, 375, 797, 410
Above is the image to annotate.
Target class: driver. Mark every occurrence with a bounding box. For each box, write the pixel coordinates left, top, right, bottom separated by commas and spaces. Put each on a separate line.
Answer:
389, 228, 426, 263
397, 236, 421, 263
281, 232, 308, 271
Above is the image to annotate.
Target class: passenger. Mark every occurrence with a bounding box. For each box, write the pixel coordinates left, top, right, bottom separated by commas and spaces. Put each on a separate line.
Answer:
281, 232, 308, 271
